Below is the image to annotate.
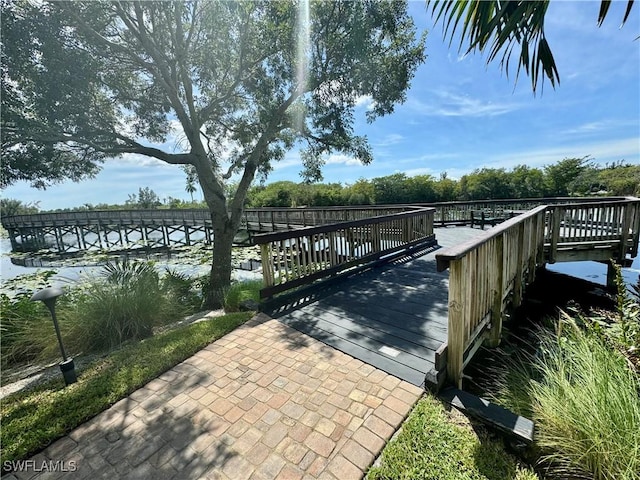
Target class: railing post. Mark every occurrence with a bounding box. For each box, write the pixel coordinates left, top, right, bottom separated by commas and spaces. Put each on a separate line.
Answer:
488, 234, 504, 348
632, 202, 640, 257
549, 206, 562, 263
513, 222, 525, 308
447, 258, 466, 389
372, 223, 381, 253
260, 243, 274, 288
619, 203, 633, 260
329, 231, 338, 266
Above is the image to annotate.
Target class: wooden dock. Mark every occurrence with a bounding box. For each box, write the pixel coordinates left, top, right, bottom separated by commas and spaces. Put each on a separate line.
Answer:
4, 197, 639, 388
264, 227, 485, 387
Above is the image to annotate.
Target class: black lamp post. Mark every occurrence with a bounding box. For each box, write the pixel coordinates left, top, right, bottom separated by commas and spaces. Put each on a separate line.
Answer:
31, 287, 77, 385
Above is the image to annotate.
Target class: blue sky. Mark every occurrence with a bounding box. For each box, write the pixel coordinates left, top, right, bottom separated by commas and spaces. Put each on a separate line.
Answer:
3, 1, 639, 210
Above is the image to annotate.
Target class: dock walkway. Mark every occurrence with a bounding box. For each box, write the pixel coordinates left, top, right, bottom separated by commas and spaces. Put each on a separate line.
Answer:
265, 227, 484, 387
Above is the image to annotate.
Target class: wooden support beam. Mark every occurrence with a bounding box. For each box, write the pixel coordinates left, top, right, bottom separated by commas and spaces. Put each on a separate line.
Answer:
488, 234, 504, 348
447, 259, 466, 388
438, 387, 534, 444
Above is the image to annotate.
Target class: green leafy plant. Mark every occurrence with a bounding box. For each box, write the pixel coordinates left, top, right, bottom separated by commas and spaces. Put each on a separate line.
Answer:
162, 268, 203, 311
223, 280, 263, 312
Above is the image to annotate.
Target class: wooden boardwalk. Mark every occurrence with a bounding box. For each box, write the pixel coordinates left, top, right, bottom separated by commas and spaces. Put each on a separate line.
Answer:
264, 227, 485, 387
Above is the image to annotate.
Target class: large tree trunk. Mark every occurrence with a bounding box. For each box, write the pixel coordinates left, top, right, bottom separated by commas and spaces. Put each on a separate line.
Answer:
206, 217, 237, 309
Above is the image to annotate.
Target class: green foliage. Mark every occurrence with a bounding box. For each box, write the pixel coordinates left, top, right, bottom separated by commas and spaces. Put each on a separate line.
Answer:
243, 158, 631, 208
489, 320, 640, 480
72, 260, 162, 348
162, 268, 204, 312
367, 395, 538, 480
544, 157, 591, 197
459, 168, 515, 200
223, 280, 263, 312
611, 264, 640, 354
124, 187, 162, 209
0, 312, 251, 464
0, 198, 40, 217
0, 260, 206, 368
0, 294, 52, 367
2, 0, 426, 306
597, 163, 640, 196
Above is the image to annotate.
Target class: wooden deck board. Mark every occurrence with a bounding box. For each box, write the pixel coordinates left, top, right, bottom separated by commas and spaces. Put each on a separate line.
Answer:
266, 227, 487, 387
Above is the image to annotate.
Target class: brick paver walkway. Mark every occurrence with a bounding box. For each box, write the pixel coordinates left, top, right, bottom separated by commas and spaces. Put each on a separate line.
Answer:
10, 313, 422, 480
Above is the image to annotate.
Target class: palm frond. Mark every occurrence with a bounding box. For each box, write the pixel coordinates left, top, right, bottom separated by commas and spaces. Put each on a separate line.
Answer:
428, 0, 635, 94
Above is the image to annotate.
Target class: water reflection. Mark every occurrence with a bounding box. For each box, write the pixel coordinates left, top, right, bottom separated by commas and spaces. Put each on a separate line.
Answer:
548, 256, 639, 289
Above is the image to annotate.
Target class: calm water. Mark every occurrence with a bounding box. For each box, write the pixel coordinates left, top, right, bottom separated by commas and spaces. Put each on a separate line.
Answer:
1, 238, 638, 296
548, 256, 639, 289
0, 239, 261, 296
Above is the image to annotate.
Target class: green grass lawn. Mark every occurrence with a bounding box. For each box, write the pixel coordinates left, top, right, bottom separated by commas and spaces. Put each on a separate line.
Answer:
367, 395, 538, 480
0, 311, 252, 465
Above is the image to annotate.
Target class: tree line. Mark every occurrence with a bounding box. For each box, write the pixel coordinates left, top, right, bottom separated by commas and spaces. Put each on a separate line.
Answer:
3, 157, 637, 218
246, 157, 639, 207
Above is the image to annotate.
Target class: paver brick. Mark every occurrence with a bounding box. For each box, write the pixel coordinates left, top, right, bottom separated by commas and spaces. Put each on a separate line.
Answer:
289, 423, 312, 443
20, 317, 418, 480
221, 454, 254, 480
373, 404, 404, 427
362, 415, 395, 440
279, 464, 305, 480
314, 418, 336, 437
210, 397, 234, 416
327, 455, 362, 480
341, 440, 374, 470
382, 394, 412, 414
252, 453, 285, 479
352, 427, 385, 456
262, 422, 289, 448
304, 432, 335, 458
281, 401, 306, 420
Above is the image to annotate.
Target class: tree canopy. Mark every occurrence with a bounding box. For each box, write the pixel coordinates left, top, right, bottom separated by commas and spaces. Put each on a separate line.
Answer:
1, 0, 425, 305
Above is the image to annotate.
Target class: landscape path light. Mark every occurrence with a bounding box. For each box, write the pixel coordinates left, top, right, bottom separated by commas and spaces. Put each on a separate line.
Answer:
30, 286, 77, 385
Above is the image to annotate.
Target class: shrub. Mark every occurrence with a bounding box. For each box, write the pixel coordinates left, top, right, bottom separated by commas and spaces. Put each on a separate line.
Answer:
67, 259, 189, 352
223, 280, 262, 312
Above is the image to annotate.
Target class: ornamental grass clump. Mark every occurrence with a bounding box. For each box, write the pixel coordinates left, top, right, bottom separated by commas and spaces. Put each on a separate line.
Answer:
69, 259, 186, 351
490, 319, 640, 480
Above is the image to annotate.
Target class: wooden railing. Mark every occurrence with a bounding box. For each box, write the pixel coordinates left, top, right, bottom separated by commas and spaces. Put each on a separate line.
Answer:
546, 198, 640, 263
436, 197, 640, 387
254, 208, 436, 298
420, 196, 631, 227
0, 209, 214, 228
242, 206, 415, 231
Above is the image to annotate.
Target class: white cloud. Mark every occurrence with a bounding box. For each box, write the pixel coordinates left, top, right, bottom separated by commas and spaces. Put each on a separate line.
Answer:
373, 134, 404, 147
354, 95, 374, 109
326, 154, 363, 166
406, 90, 521, 117
112, 153, 172, 169
560, 119, 638, 136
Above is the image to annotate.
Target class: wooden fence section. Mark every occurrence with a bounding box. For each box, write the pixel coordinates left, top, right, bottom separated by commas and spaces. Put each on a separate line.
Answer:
421, 196, 631, 227
254, 208, 436, 298
546, 198, 640, 263
242, 206, 414, 231
436, 197, 640, 387
435, 207, 547, 388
